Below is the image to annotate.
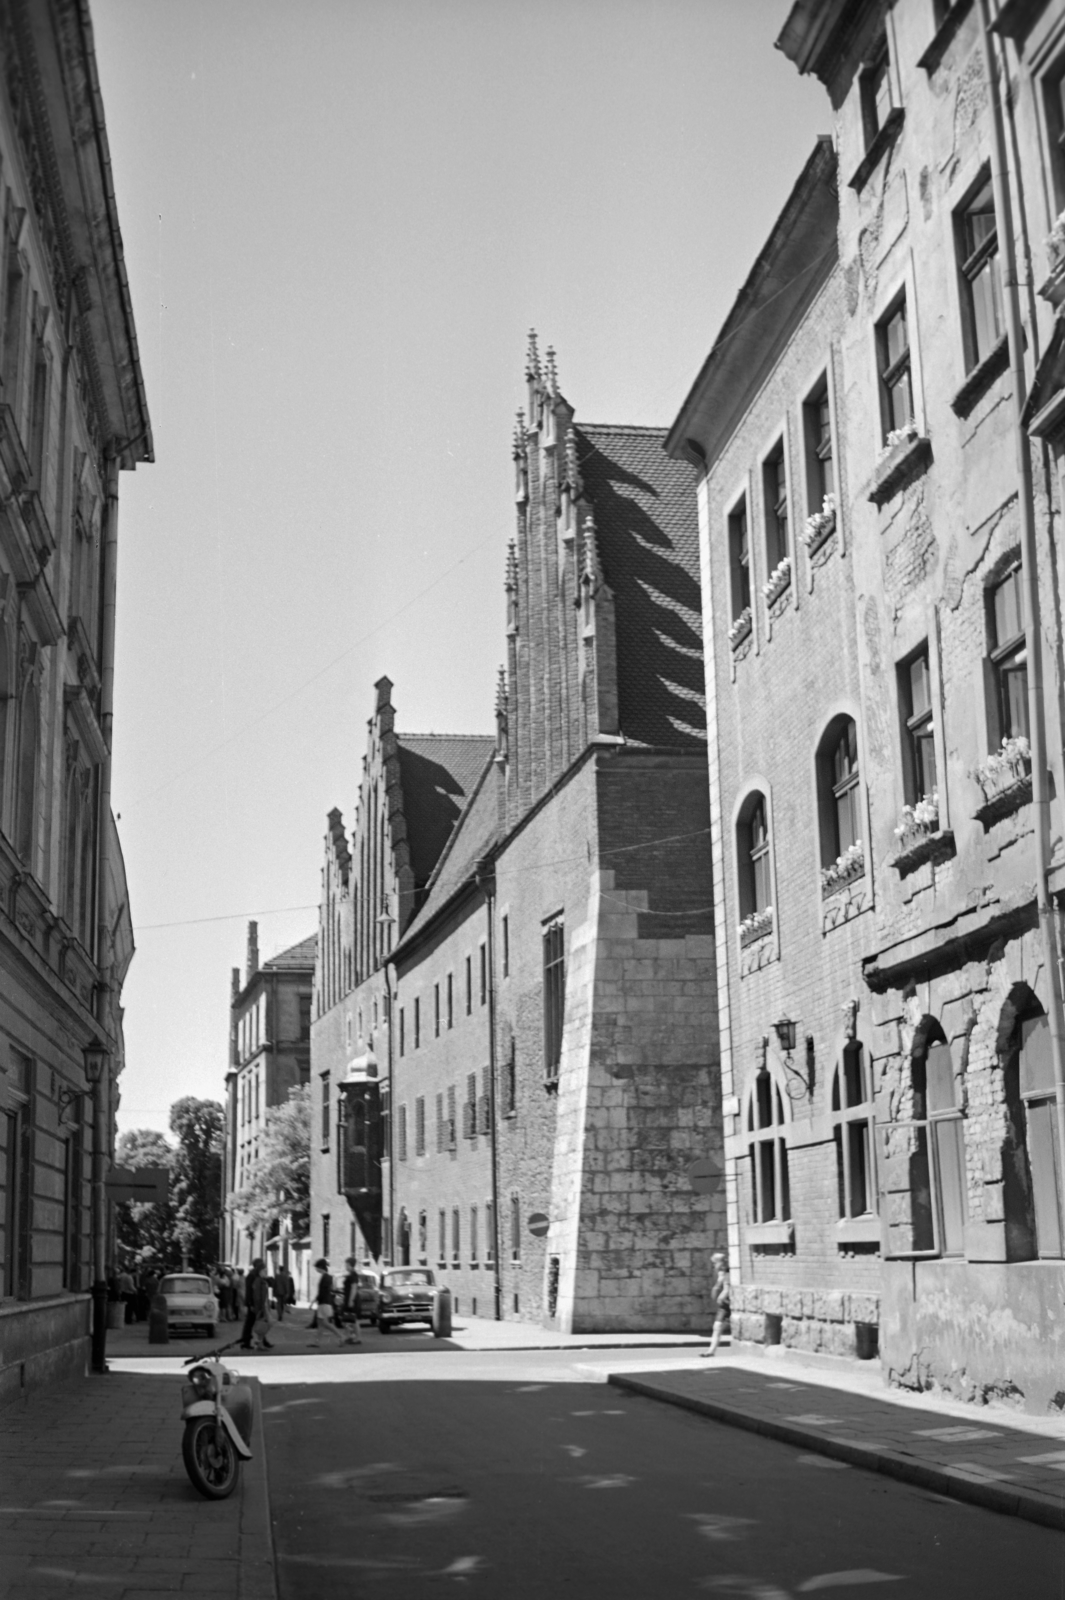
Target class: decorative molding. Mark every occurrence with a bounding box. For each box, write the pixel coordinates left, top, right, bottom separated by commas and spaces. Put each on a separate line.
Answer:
848, 107, 904, 195
950, 336, 1011, 420
917, 0, 974, 74
64, 684, 107, 765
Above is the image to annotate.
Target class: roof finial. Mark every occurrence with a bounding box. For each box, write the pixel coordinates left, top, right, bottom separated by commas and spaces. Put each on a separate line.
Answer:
512, 409, 527, 458
545, 345, 558, 397
582, 513, 599, 584
505, 539, 518, 590
525, 329, 540, 382
564, 426, 579, 491
495, 664, 508, 714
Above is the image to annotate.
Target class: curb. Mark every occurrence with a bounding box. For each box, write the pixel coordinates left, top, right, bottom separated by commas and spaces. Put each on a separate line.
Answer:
239, 1377, 280, 1600
608, 1373, 1065, 1533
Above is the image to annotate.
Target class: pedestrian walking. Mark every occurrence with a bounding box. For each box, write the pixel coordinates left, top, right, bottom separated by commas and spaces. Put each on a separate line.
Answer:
310, 1258, 359, 1346
233, 1268, 246, 1321
274, 1264, 293, 1321
117, 1266, 136, 1325
701, 1251, 731, 1357
340, 1256, 360, 1331
240, 1258, 273, 1350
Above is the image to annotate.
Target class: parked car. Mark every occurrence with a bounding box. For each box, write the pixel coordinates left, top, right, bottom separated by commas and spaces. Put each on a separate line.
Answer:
377, 1267, 436, 1332
353, 1271, 381, 1324
159, 1273, 218, 1338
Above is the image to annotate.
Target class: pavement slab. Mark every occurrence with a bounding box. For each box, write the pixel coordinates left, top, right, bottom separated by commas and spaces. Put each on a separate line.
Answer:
606, 1362, 1065, 1530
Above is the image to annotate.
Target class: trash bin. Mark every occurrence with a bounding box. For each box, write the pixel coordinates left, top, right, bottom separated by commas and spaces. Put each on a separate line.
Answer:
148, 1293, 169, 1345
432, 1286, 452, 1339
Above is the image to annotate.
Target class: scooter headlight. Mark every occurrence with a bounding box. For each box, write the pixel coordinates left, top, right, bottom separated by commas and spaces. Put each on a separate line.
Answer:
189, 1366, 217, 1399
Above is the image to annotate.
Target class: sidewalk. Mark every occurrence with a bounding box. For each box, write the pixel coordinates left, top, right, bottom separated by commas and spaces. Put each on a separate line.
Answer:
607, 1356, 1065, 1532
0, 1371, 276, 1600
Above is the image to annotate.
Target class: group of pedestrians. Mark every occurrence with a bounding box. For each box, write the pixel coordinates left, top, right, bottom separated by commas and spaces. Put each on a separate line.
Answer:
108, 1264, 162, 1323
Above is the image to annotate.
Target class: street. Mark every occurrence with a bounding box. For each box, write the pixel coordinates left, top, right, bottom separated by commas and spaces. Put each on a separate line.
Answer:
260, 1343, 1065, 1600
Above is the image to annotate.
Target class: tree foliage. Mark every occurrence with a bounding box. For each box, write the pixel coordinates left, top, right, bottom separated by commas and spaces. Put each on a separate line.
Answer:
169, 1097, 225, 1269
114, 1128, 177, 1267
227, 1084, 310, 1240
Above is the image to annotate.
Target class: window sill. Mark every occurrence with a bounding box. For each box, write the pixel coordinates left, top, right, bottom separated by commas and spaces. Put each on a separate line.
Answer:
890, 826, 956, 878
804, 508, 837, 560
973, 771, 1032, 829
950, 335, 1011, 420
848, 106, 904, 195
747, 1220, 794, 1248
764, 571, 792, 612
917, 0, 973, 73
739, 909, 774, 950
867, 432, 933, 506
837, 1214, 881, 1246
729, 614, 752, 653
821, 854, 865, 899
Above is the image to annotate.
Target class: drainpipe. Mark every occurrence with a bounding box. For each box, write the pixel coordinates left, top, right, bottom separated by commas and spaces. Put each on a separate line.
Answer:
980, 1, 1065, 1233
475, 858, 502, 1320
89, 451, 120, 1374
384, 961, 396, 1267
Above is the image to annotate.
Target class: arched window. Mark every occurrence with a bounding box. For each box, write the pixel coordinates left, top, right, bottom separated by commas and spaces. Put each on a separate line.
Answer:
925, 1034, 967, 1256
737, 792, 772, 917
880, 1021, 966, 1258
747, 1068, 790, 1223
817, 716, 861, 869
832, 1042, 875, 1220
15, 676, 39, 863
1003, 1003, 1062, 1259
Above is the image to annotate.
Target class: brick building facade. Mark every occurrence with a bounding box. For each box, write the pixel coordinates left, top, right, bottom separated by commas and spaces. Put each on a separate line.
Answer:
0, 0, 150, 1398
385, 340, 722, 1332
671, 0, 1065, 1410
222, 922, 315, 1286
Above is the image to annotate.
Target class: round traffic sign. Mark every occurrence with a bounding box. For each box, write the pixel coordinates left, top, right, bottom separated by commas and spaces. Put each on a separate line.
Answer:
687, 1156, 723, 1194
527, 1212, 550, 1238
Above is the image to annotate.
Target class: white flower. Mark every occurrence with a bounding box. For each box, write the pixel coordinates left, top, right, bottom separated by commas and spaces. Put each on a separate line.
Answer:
801, 494, 837, 548
728, 606, 752, 645
762, 555, 792, 600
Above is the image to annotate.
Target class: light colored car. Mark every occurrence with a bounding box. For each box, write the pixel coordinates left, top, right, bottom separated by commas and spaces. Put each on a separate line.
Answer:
377, 1267, 436, 1332
160, 1273, 218, 1338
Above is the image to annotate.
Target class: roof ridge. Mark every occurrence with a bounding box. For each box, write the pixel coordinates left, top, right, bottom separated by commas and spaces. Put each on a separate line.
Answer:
579, 422, 669, 436
397, 731, 495, 742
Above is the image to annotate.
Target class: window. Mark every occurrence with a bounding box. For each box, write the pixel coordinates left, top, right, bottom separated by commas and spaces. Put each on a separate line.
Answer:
398, 1104, 408, 1162
1004, 1009, 1062, 1259
503, 1041, 517, 1117
899, 647, 936, 804
447, 972, 454, 1029
438, 1209, 447, 1265
502, 915, 509, 977
878, 1026, 966, 1257
510, 1194, 521, 1261
926, 1039, 967, 1255
737, 793, 772, 917
381, 1086, 390, 1165
434, 984, 440, 1037
320, 1073, 331, 1149
747, 1069, 790, 1223
479, 943, 487, 1006
452, 1206, 461, 1265
860, 30, 893, 148
763, 441, 789, 571
415, 1096, 425, 1157
485, 1200, 494, 1264
465, 955, 472, 1015
957, 176, 1002, 369
436, 1092, 444, 1153
298, 995, 311, 1041
414, 997, 420, 1049
1044, 61, 1065, 210
728, 498, 751, 620
464, 1072, 477, 1138
29, 340, 48, 484
15, 675, 39, 864
833, 1043, 875, 1220
877, 297, 914, 440
399, 1007, 405, 1057
988, 564, 1028, 744
479, 1067, 491, 1135
446, 1085, 457, 1149
322, 1214, 331, 1258
470, 1204, 478, 1264
803, 381, 834, 509
817, 718, 861, 867
543, 920, 565, 1081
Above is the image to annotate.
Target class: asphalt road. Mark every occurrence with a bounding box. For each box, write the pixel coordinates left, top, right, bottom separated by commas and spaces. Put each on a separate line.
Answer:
262, 1343, 1065, 1600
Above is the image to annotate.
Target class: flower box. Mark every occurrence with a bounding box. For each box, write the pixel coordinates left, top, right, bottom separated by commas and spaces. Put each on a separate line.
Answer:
729, 607, 752, 651
739, 907, 773, 948
821, 842, 865, 898
803, 503, 836, 557
972, 740, 1033, 828
891, 826, 956, 877
868, 428, 932, 507
763, 555, 792, 607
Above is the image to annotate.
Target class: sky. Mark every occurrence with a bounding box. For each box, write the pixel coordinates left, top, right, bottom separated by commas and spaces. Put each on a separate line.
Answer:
88, 0, 828, 1140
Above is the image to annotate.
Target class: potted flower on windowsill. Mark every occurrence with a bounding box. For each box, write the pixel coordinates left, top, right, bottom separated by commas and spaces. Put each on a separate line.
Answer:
728, 605, 752, 650
971, 735, 1032, 826
1041, 210, 1065, 307
762, 554, 792, 608
739, 906, 773, 948
891, 791, 955, 875
821, 840, 864, 898
802, 493, 836, 556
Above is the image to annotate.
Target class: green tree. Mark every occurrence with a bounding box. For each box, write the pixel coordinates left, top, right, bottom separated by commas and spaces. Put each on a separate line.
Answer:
114, 1128, 177, 1268
227, 1084, 310, 1240
169, 1097, 225, 1269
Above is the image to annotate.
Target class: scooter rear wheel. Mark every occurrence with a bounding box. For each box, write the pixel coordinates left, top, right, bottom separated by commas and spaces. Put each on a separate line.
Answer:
182, 1416, 240, 1499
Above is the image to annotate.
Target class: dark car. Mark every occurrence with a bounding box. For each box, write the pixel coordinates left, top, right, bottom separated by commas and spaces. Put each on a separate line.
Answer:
377, 1267, 436, 1332
354, 1271, 381, 1324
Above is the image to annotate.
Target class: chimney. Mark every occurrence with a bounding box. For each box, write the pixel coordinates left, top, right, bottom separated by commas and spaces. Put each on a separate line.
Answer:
246, 921, 259, 986
231, 966, 240, 1000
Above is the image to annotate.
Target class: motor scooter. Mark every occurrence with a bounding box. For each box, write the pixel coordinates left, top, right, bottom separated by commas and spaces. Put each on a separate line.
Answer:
180, 1339, 254, 1499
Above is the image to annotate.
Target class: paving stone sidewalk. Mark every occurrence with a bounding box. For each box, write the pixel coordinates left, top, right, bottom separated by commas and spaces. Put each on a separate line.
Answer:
0, 1371, 276, 1600
608, 1363, 1065, 1531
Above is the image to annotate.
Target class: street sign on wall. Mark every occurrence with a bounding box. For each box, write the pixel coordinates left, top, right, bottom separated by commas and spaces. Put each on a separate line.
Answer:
527, 1212, 550, 1238
105, 1166, 169, 1205
687, 1156, 723, 1195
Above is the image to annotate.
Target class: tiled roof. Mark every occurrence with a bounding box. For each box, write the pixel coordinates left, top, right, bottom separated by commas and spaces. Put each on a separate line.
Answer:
264, 933, 318, 970
396, 734, 495, 889
394, 757, 500, 952
576, 424, 705, 748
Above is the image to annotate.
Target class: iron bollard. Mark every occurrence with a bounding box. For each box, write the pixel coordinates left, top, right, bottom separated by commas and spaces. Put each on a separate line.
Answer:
148, 1292, 170, 1345
432, 1285, 452, 1339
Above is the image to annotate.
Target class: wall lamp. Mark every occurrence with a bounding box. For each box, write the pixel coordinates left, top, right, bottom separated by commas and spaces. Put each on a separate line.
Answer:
773, 1016, 812, 1102
57, 1043, 107, 1128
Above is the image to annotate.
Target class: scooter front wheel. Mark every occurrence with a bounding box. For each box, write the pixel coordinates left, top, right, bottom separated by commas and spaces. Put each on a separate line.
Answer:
182, 1416, 240, 1499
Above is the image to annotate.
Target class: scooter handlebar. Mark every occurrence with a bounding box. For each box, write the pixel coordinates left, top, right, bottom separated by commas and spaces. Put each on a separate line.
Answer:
182, 1335, 245, 1366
